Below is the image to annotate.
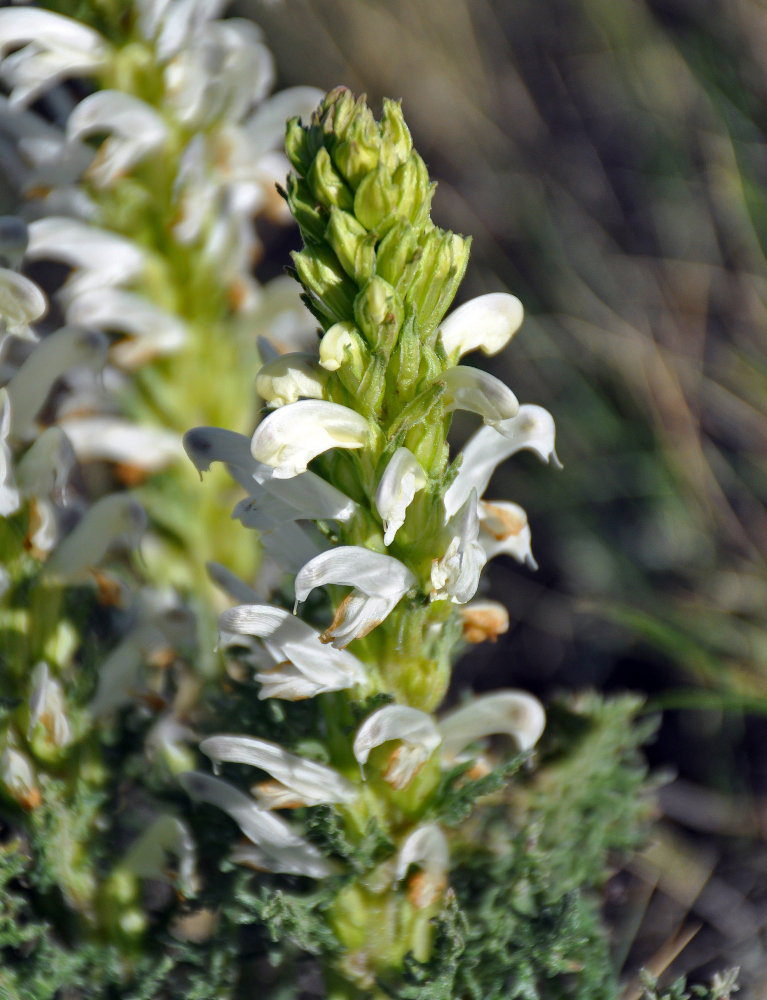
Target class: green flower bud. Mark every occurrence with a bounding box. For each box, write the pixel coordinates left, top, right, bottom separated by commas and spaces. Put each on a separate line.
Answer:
332, 106, 381, 189
291, 244, 356, 326
406, 227, 471, 337
354, 163, 398, 232
284, 174, 326, 243
354, 276, 403, 351
380, 98, 412, 170
320, 87, 358, 143
306, 147, 354, 212
389, 310, 421, 397
285, 116, 315, 175
326, 207, 377, 285
376, 220, 419, 290
393, 151, 434, 228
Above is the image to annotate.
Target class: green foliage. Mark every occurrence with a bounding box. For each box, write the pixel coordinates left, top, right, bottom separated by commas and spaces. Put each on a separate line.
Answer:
639, 968, 740, 1000
430, 752, 530, 827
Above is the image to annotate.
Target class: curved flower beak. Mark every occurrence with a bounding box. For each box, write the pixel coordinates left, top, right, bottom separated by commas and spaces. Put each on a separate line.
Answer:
438, 292, 523, 361
294, 546, 415, 646
255, 352, 328, 408
396, 823, 449, 909
444, 404, 558, 518
375, 447, 426, 546
180, 771, 331, 878
200, 734, 357, 808
353, 705, 442, 789
250, 399, 370, 479
438, 690, 546, 762
441, 366, 519, 425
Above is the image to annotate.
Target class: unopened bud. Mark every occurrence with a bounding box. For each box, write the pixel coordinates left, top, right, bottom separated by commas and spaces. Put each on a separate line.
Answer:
354, 276, 403, 351
307, 147, 354, 212
393, 151, 433, 227
376, 220, 419, 290
406, 228, 471, 337
1, 743, 41, 810
291, 245, 356, 326
320, 87, 357, 144
285, 115, 323, 175
325, 208, 376, 285
354, 163, 398, 232
285, 174, 326, 243
380, 99, 412, 170
332, 105, 381, 188
319, 322, 367, 377
255, 352, 327, 408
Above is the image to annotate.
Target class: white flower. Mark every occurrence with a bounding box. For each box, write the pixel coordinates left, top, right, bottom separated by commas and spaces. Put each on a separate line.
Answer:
0, 388, 20, 516
180, 771, 331, 878
375, 447, 426, 546
218, 603, 367, 699
66, 288, 188, 367
5, 326, 108, 440
0, 215, 29, 270
430, 491, 486, 604
200, 734, 357, 808
438, 690, 546, 761
444, 404, 558, 518
396, 823, 449, 909
67, 91, 169, 189
318, 321, 365, 372
251, 399, 370, 479
441, 366, 519, 425
438, 292, 524, 361
353, 705, 442, 789
0, 741, 39, 810
255, 352, 328, 408
294, 547, 416, 647
45, 493, 147, 579
121, 814, 197, 895
26, 218, 145, 302
27, 661, 71, 751
62, 417, 184, 473
477, 499, 536, 568
0, 8, 110, 106
0, 267, 46, 345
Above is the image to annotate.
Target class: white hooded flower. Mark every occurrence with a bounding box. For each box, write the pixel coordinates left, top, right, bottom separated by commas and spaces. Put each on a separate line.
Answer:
353, 705, 442, 789
251, 399, 370, 479
67, 91, 169, 189
444, 404, 558, 518
477, 499, 536, 569
0, 388, 20, 516
255, 352, 328, 408
441, 366, 519, 425
375, 447, 426, 546
0, 8, 110, 106
438, 690, 546, 761
180, 771, 331, 878
294, 547, 416, 647
218, 603, 367, 699
438, 292, 524, 361
27, 661, 72, 751
62, 417, 184, 473
0, 267, 46, 345
121, 814, 198, 895
430, 491, 486, 604
200, 734, 357, 808
45, 493, 147, 579
396, 823, 449, 909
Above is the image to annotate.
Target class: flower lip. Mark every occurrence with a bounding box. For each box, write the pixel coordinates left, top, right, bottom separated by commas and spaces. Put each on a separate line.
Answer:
353, 705, 442, 789
375, 447, 426, 547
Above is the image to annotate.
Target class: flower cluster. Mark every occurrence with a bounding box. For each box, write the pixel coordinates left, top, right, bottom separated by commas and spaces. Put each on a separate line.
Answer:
184, 88, 559, 990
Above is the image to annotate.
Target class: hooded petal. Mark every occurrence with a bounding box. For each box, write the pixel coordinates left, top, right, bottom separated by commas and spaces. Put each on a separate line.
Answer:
183, 426, 262, 491
353, 705, 442, 789
16, 426, 75, 503
180, 771, 330, 878
444, 404, 558, 517
396, 823, 449, 907
62, 417, 183, 472
0, 388, 20, 516
200, 734, 357, 807
251, 399, 370, 479
438, 292, 524, 360
441, 366, 519, 425
375, 447, 426, 546
430, 491, 486, 604
255, 352, 328, 408
67, 91, 168, 188
477, 499, 536, 569
66, 288, 188, 365
438, 690, 546, 760
6, 326, 108, 439
28, 661, 71, 750
0, 267, 46, 337
45, 493, 147, 578
121, 814, 197, 894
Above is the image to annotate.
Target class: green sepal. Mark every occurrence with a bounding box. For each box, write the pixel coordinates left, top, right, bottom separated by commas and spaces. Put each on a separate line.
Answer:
357, 350, 388, 417
406, 228, 471, 338
386, 381, 446, 445
307, 146, 354, 212
285, 115, 322, 175
376, 219, 420, 290
320, 87, 358, 145
325, 207, 377, 285
353, 276, 403, 352
291, 244, 357, 326
354, 163, 398, 232
331, 102, 381, 188
285, 174, 326, 243
380, 98, 412, 170
393, 151, 434, 227
389, 308, 421, 398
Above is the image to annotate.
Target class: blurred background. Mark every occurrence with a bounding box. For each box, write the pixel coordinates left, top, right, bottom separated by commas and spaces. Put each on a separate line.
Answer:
237, 0, 767, 991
